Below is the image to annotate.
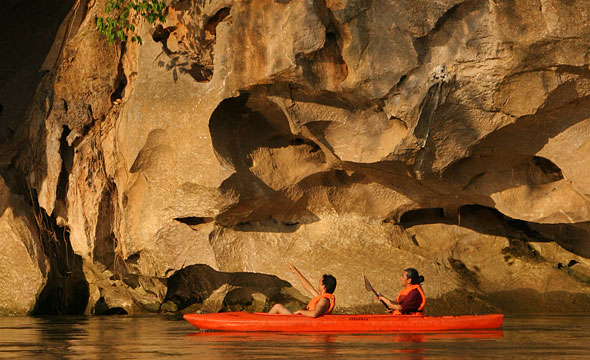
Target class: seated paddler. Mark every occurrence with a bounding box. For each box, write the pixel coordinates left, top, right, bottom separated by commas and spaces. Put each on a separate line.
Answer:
268, 263, 336, 318
376, 268, 425, 315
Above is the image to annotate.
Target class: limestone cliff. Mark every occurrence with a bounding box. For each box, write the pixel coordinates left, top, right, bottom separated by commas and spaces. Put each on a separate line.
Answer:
1, 0, 590, 315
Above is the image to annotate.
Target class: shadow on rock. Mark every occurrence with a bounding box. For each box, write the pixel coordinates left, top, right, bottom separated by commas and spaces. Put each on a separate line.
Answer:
163, 264, 307, 313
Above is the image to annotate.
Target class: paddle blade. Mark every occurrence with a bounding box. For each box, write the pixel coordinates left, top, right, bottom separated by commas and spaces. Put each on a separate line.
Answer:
363, 275, 380, 296
363, 275, 373, 292
364, 275, 389, 310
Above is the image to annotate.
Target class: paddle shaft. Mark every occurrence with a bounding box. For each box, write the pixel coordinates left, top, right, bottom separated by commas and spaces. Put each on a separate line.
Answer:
364, 276, 391, 310
374, 291, 390, 310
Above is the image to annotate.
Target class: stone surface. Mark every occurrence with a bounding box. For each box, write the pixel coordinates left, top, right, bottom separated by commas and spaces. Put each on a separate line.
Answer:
0, 178, 48, 315
1, 0, 590, 315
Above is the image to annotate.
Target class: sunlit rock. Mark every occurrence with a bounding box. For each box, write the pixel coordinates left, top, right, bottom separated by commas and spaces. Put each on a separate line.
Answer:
1, 0, 590, 315
0, 178, 48, 315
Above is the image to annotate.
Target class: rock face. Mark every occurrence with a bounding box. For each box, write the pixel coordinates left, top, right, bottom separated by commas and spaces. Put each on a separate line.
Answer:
0, 178, 48, 315
1, 0, 590, 315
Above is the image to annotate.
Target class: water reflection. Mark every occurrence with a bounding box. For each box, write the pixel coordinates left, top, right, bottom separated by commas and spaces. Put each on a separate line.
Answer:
188, 330, 503, 359
4, 315, 590, 359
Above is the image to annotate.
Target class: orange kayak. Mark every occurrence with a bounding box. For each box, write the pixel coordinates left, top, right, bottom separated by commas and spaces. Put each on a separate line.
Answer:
183, 312, 504, 332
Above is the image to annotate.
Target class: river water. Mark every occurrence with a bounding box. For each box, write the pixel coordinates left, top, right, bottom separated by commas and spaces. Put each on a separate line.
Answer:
0, 314, 588, 359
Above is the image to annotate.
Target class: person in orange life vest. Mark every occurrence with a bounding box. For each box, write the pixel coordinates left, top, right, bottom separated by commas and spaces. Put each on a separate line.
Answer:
376, 268, 425, 315
268, 263, 336, 318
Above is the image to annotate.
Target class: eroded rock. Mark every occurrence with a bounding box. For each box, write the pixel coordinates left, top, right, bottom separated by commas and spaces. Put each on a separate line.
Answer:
0, 178, 48, 315
1, 0, 590, 315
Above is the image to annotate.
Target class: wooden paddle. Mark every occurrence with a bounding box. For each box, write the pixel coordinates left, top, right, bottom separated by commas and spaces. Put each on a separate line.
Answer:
363, 275, 391, 310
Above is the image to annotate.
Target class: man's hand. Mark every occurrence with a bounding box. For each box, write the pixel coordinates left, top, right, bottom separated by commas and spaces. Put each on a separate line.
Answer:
288, 263, 318, 297
377, 295, 399, 311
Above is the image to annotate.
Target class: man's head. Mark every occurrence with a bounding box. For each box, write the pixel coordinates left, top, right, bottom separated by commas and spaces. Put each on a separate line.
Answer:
403, 268, 424, 285
320, 274, 337, 294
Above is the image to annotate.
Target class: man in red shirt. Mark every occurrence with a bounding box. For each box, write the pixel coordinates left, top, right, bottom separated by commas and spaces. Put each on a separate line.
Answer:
376, 268, 425, 315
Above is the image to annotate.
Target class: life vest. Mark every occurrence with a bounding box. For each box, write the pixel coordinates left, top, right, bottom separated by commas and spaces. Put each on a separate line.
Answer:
306, 293, 336, 314
392, 285, 425, 315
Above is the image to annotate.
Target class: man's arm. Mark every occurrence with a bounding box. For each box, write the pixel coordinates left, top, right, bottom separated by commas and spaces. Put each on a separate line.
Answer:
289, 263, 319, 297
377, 296, 401, 311
294, 298, 330, 318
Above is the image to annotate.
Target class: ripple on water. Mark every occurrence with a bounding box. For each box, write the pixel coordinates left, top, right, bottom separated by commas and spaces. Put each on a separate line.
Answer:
0, 315, 590, 359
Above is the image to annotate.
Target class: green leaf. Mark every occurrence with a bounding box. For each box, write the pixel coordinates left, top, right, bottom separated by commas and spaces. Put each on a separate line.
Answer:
98, 0, 167, 46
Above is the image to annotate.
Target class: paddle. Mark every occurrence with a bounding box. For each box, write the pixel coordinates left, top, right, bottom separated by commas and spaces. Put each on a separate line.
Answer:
363, 275, 391, 310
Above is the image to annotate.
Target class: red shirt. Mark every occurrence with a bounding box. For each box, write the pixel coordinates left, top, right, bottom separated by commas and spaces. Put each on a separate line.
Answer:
399, 288, 423, 314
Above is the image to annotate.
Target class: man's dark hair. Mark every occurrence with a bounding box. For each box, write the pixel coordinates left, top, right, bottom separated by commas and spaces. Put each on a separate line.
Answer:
404, 268, 424, 285
322, 274, 337, 294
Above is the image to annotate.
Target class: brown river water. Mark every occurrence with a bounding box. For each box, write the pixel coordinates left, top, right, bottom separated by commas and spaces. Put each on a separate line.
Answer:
1, 314, 589, 359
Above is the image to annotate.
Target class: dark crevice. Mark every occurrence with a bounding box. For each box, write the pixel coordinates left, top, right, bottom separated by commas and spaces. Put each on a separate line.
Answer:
231, 216, 304, 233
568, 260, 579, 267
175, 216, 214, 226
30, 188, 89, 315
397, 74, 407, 87
94, 296, 128, 315
111, 72, 127, 102
87, 104, 94, 120
399, 208, 446, 228
532, 156, 563, 181
204, 7, 230, 37
126, 252, 141, 264
111, 42, 127, 102
56, 126, 73, 203
101, 307, 128, 315
290, 138, 305, 146
152, 24, 175, 45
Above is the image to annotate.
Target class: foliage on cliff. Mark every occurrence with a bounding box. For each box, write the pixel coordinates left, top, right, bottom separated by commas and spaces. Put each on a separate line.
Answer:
96, 0, 166, 44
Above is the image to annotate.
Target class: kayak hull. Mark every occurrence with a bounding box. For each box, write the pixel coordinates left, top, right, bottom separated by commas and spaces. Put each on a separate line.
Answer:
183, 312, 504, 332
